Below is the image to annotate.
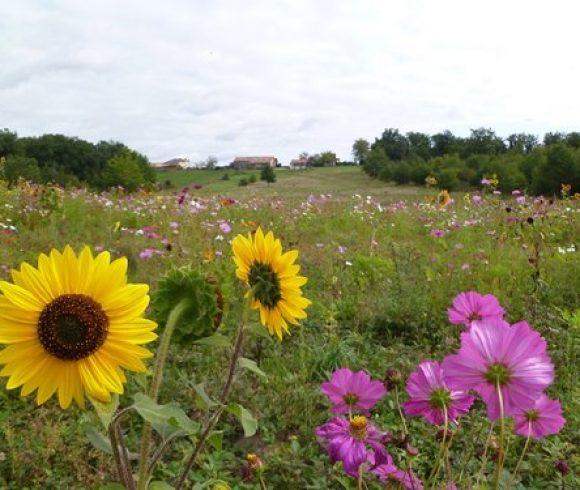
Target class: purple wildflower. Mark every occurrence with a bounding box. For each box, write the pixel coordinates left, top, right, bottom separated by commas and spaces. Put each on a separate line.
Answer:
447, 291, 505, 328
321, 368, 386, 415
513, 394, 565, 439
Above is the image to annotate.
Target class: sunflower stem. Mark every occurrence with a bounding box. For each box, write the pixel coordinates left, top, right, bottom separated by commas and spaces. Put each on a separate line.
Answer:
174, 291, 253, 489
508, 422, 532, 487
137, 298, 190, 490
493, 382, 506, 490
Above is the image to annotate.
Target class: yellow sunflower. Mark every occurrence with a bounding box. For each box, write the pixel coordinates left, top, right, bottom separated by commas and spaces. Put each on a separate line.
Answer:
0, 245, 157, 409
232, 228, 311, 339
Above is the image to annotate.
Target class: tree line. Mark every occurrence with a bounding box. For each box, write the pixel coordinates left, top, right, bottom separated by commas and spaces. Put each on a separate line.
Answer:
0, 129, 156, 191
353, 128, 580, 194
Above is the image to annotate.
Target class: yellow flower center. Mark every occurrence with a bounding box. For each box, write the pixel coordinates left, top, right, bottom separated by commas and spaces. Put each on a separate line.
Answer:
38, 294, 109, 360
349, 415, 368, 440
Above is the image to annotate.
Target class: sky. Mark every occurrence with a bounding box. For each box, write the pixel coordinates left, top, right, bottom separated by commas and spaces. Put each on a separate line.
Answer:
1, 0, 580, 165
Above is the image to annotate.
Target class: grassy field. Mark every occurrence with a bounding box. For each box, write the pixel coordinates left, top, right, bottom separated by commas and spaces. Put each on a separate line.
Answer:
0, 167, 578, 489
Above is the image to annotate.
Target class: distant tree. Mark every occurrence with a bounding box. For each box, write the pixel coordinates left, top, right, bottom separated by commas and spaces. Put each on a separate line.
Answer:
352, 139, 370, 164
309, 151, 338, 167
406, 132, 432, 160
363, 147, 389, 178
260, 166, 276, 184
373, 128, 409, 161
566, 132, 580, 149
543, 132, 566, 146
431, 130, 457, 157
0, 129, 18, 157
205, 155, 218, 169
3, 155, 42, 185
464, 128, 505, 156
507, 133, 539, 154
532, 143, 579, 195
103, 150, 148, 191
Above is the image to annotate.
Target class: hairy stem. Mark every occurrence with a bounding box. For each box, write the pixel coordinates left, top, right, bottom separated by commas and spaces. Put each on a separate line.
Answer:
493, 383, 506, 490
427, 407, 449, 486
508, 423, 532, 487
137, 299, 190, 490
394, 385, 408, 435
174, 293, 252, 489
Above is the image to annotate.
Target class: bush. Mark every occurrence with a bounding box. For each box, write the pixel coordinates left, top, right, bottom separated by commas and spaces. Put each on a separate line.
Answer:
260, 166, 276, 184
2, 155, 42, 185
238, 178, 249, 187
221, 173, 230, 181
103, 151, 149, 191
248, 174, 257, 184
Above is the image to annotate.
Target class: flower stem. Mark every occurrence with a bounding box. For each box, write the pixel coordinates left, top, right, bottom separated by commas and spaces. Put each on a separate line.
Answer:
137, 298, 190, 490
427, 407, 449, 486
475, 422, 495, 487
493, 382, 506, 490
394, 385, 408, 435
508, 423, 532, 487
174, 292, 253, 489
443, 406, 453, 484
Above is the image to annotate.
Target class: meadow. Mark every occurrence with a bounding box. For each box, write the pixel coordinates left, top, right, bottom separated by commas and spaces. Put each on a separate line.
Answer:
0, 166, 577, 489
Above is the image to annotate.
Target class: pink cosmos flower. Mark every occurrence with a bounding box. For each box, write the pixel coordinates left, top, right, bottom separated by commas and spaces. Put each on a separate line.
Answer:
442, 320, 555, 420
472, 195, 483, 204
315, 416, 388, 477
481, 178, 491, 186
513, 394, 565, 439
371, 452, 424, 489
431, 229, 446, 238
219, 221, 232, 234
402, 361, 474, 425
516, 196, 526, 205
321, 368, 386, 415
447, 291, 505, 328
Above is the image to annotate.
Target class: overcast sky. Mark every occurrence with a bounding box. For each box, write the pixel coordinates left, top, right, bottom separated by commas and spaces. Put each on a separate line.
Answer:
1, 0, 579, 165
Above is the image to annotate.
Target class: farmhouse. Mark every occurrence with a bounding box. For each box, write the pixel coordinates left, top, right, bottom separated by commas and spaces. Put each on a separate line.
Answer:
230, 156, 278, 170
290, 156, 309, 169
151, 158, 189, 171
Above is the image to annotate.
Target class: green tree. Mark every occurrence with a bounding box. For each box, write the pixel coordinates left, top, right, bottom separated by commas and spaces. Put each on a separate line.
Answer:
3, 155, 42, 185
431, 130, 457, 157
260, 166, 276, 184
352, 138, 370, 164
362, 147, 389, 178
532, 143, 579, 195
373, 128, 409, 161
103, 151, 148, 191
406, 132, 432, 160
0, 129, 18, 157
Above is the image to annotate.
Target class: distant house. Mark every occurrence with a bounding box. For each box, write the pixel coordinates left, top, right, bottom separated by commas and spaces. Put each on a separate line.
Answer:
151, 158, 189, 171
290, 156, 309, 169
230, 156, 278, 170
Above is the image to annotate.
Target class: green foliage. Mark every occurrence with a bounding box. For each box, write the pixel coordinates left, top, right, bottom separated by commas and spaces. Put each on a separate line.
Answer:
2, 155, 42, 185
103, 150, 149, 191
238, 177, 248, 186
351, 138, 370, 164
248, 174, 257, 184
153, 266, 222, 345
260, 166, 276, 184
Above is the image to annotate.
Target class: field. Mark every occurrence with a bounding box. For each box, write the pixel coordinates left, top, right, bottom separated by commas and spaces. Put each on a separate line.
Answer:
0, 166, 578, 489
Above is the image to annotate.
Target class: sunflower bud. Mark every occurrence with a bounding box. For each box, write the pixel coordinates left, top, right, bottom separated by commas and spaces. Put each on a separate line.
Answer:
153, 266, 224, 344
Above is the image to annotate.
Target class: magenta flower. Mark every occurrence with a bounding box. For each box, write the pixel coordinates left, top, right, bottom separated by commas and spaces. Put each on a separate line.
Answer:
321, 368, 386, 415
513, 394, 565, 439
447, 291, 505, 328
402, 361, 474, 425
442, 320, 555, 420
371, 452, 424, 489
315, 416, 387, 477
430, 229, 446, 238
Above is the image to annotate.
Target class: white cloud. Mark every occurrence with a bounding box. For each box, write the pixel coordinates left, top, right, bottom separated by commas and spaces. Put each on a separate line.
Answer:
1, 0, 579, 164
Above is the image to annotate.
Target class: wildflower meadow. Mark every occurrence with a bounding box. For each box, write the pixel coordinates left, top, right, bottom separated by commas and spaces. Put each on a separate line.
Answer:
0, 167, 577, 489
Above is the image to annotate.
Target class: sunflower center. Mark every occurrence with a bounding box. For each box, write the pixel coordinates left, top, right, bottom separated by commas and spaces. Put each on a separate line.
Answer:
248, 262, 281, 308
343, 392, 360, 406
484, 363, 511, 386
349, 415, 368, 440
38, 294, 109, 360
429, 388, 452, 409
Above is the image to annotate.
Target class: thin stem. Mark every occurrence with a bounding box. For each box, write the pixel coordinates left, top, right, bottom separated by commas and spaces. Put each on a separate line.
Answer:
146, 431, 185, 475
137, 299, 190, 489
493, 382, 506, 490
108, 421, 129, 488
174, 292, 253, 489
259, 474, 268, 490
115, 422, 136, 490
394, 385, 408, 435
475, 422, 495, 487
443, 406, 453, 484
457, 419, 485, 483
357, 466, 364, 490
508, 423, 532, 488
427, 409, 449, 486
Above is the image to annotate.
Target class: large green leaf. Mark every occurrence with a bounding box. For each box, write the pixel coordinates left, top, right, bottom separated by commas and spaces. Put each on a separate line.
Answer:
148, 482, 174, 490
192, 382, 219, 410
86, 426, 113, 455
226, 403, 257, 437
133, 393, 199, 439
238, 357, 267, 379
194, 333, 231, 348
89, 394, 119, 428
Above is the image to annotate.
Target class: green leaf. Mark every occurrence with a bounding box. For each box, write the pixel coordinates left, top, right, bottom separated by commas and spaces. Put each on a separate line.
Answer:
149, 482, 174, 490
99, 484, 126, 490
194, 333, 231, 348
133, 393, 199, 439
238, 357, 266, 378
89, 394, 119, 428
207, 431, 223, 451
226, 403, 257, 437
85, 426, 113, 455
192, 382, 219, 410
